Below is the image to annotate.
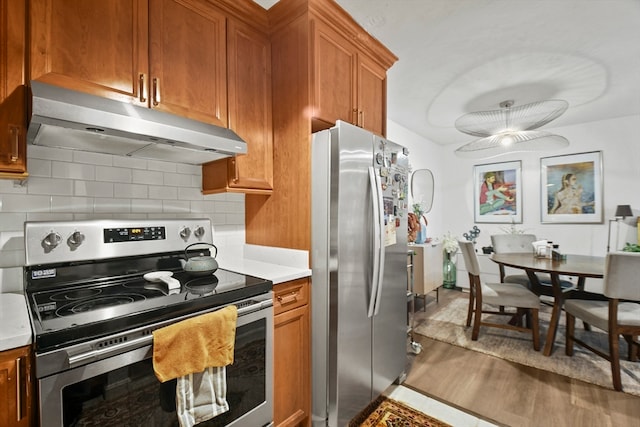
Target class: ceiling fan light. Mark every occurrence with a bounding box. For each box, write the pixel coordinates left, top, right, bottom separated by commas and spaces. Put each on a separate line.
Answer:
454, 131, 569, 159
454, 99, 569, 137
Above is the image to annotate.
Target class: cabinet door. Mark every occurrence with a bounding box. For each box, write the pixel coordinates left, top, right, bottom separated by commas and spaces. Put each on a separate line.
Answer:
30, 0, 149, 105
357, 53, 387, 136
0, 346, 32, 427
311, 19, 357, 130
274, 304, 310, 427
149, 0, 227, 126
0, 0, 27, 177
202, 18, 273, 194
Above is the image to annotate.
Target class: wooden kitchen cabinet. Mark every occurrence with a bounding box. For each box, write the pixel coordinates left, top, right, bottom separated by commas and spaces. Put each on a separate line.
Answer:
273, 278, 311, 427
0, 0, 28, 179
201, 16, 273, 195
246, 0, 396, 251
29, 0, 228, 127
312, 19, 389, 136
412, 243, 444, 299
0, 345, 34, 427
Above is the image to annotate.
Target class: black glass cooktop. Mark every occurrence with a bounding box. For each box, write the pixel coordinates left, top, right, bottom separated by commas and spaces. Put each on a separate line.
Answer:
24, 253, 272, 352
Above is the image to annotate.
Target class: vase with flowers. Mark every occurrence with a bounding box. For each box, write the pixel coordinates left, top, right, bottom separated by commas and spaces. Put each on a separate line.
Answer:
441, 232, 460, 289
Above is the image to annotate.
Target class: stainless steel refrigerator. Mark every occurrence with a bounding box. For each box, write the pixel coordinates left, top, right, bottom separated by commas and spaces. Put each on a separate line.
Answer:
311, 120, 409, 427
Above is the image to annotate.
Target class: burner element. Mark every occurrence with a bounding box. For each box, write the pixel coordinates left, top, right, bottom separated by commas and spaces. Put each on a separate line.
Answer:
51, 288, 102, 301
56, 294, 147, 317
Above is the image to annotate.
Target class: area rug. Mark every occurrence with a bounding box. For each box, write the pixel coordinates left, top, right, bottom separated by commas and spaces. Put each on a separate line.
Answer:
349, 396, 452, 427
413, 296, 640, 396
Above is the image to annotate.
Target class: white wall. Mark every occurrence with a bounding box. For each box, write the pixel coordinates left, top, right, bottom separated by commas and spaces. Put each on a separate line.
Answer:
0, 145, 245, 293
390, 115, 640, 292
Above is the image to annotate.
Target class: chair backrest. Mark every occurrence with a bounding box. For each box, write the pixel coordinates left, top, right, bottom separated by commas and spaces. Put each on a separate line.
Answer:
604, 252, 640, 301
491, 234, 537, 254
458, 240, 480, 276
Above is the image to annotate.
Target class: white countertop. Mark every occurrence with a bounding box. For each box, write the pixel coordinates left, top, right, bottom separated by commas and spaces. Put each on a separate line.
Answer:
217, 244, 311, 284
0, 293, 32, 352
0, 244, 311, 352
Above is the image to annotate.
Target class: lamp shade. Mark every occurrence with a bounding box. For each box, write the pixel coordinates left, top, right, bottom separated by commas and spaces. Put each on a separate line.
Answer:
614, 205, 633, 218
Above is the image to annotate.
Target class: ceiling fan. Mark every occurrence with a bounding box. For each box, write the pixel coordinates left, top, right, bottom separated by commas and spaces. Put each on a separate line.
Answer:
454, 99, 569, 158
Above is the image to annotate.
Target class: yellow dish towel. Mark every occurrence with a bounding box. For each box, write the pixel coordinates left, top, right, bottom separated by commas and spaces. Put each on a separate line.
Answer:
152, 305, 238, 383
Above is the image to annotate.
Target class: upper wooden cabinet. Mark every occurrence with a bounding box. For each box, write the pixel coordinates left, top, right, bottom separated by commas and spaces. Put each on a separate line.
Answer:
202, 17, 273, 195
29, 0, 228, 127
0, 0, 27, 178
312, 19, 388, 136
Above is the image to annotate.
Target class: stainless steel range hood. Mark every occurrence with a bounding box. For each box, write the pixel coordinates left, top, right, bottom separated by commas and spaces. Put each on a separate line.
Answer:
27, 81, 247, 165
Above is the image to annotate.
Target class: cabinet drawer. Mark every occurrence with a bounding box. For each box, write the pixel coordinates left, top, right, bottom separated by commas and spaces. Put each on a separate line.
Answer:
273, 278, 309, 315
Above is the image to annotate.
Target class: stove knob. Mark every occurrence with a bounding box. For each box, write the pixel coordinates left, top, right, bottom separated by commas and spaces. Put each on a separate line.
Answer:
194, 226, 206, 239
43, 232, 62, 249
179, 227, 191, 239
67, 231, 85, 247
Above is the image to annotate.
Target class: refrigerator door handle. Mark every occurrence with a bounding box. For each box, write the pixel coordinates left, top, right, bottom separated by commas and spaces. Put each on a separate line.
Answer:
367, 166, 386, 317
372, 170, 386, 316
367, 167, 382, 318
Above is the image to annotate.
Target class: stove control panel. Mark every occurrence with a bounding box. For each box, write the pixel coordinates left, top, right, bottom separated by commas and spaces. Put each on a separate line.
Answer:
25, 218, 214, 266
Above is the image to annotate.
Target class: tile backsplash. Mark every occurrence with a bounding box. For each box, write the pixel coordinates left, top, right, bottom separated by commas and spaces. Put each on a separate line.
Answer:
0, 145, 245, 293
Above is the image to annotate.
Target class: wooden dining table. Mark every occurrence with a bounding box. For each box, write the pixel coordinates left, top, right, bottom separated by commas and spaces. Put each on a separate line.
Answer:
490, 253, 605, 356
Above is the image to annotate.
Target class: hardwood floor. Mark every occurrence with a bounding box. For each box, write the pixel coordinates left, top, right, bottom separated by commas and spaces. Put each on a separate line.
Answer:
404, 288, 640, 427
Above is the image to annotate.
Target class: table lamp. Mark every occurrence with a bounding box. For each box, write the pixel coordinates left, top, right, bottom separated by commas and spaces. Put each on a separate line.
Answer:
606, 204, 633, 252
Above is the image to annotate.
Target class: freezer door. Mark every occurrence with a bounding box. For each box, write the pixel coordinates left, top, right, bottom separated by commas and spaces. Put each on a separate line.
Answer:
371, 136, 409, 397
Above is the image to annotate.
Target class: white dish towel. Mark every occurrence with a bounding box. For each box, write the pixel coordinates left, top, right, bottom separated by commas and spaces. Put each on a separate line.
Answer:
176, 366, 229, 427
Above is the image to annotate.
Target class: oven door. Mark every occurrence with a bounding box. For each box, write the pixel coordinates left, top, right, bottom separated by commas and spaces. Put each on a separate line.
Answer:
38, 298, 273, 427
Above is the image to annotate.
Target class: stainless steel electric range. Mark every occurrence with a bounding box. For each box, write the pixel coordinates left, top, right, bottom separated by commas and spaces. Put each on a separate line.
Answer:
24, 218, 273, 427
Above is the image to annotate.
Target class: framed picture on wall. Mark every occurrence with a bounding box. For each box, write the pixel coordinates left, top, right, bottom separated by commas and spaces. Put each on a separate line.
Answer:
473, 161, 522, 223
540, 151, 603, 223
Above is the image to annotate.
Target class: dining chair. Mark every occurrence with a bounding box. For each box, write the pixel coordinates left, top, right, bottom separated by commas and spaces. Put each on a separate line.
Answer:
564, 252, 640, 391
458, 240, 541, 350
490, 234, 573, 297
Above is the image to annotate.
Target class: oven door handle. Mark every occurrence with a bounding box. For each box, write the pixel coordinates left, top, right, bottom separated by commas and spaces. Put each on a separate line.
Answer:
66, 298, 273, 368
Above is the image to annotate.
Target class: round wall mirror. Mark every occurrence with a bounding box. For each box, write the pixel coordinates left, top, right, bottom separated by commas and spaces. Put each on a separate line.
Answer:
410, 169, 434, 213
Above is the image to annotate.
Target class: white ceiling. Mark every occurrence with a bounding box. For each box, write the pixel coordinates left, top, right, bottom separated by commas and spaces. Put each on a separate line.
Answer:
254, 0, 640, 146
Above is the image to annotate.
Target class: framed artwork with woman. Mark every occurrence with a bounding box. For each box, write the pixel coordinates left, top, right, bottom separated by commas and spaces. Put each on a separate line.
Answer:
473, 161, 522, 223
540, 151, 603, 223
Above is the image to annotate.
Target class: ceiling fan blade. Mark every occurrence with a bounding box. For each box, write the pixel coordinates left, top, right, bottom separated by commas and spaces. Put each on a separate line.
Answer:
454, 131, 569, 158
455, 99, 569, 136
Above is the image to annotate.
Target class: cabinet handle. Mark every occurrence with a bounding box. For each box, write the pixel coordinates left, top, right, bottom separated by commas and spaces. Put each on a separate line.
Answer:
359, 110, 364, 129
139, 73, 147, 103
9, 125, 20, 163
232, 158, 239, 183
16, 357, 22, 421
277, 291, 299, 305
352, 108, 358, 126
152, 77, 161, 106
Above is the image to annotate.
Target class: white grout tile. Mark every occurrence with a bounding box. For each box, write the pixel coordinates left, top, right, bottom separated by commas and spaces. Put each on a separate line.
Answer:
163, 172, 192, 187
27, 158, 52, 177
113, 156, 147, 170
131, 199, 163, 213
27, 177, 74, 196
0, 194, 51, 212
147, 159, 177, 173
76, 181, 115, 198
94, 198, 132, 213
176, 164, 201, 175
0, 213, 26, 232
72, 151, 114, 166
51, 196, 94, 213
96, 166, 133, 183
149, 185, 177, 200
132, 169, 163, 185
0, 179, 28, 195
26, 213, 74, 222
52, 161, 96, 180
177, 187, 204, 201
27, 145, 73, 161
162, 200, 191, 213
113, 183, 147, 199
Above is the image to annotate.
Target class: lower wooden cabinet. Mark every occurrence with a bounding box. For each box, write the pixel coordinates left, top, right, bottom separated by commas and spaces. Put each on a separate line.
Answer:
0, 345, 33, 427
273, 278, 311, 427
